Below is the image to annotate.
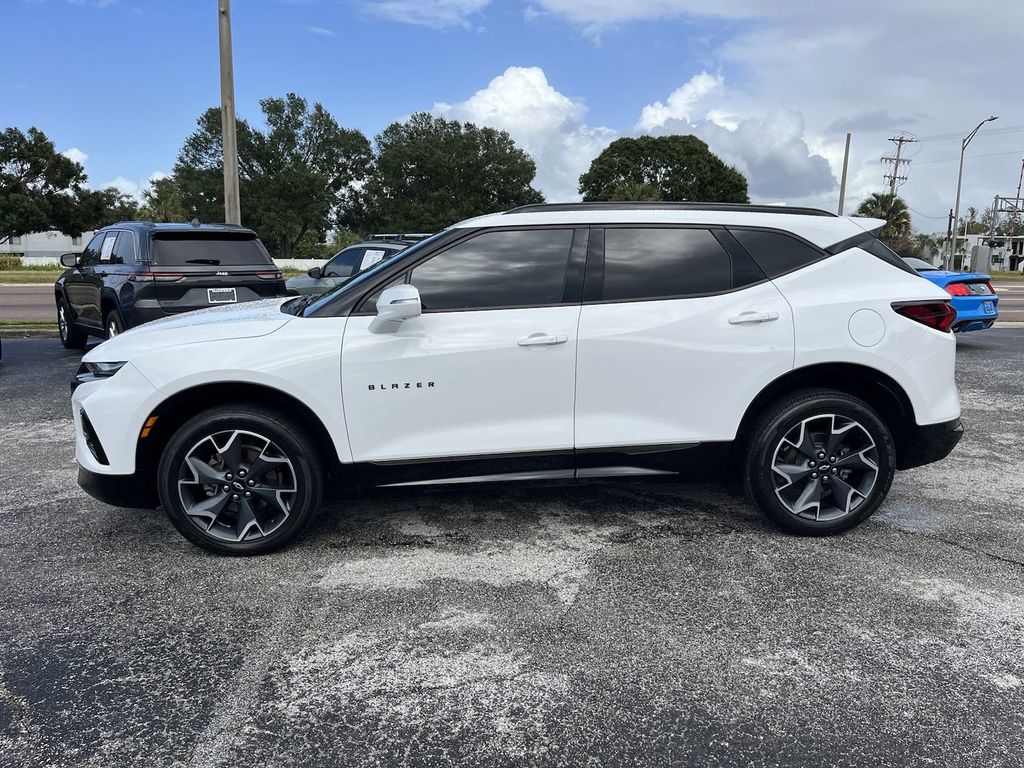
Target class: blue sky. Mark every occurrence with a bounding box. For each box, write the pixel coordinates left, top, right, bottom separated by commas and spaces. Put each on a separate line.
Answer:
4, 0, 1023, 231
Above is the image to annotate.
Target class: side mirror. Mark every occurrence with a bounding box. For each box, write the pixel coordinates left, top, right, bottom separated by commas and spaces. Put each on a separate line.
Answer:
60, 252, 79, 268
307, 266, 323, 279
368, 284, 421, 334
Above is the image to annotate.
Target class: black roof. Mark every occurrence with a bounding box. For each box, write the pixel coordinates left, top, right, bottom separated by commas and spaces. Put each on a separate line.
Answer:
504, 202, 836, 217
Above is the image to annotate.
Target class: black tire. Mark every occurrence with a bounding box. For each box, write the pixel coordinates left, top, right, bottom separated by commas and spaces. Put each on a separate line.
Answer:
57, 298, 88, 350
742, 389, 895, 535
104, 308, 124, 339
157, 405, 325, 555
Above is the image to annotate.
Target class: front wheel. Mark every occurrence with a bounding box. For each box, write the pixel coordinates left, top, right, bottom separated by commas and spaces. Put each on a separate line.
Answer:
743, 389, 896, 535
104, 308, 124, 339
157, 405, 325, 554
57, 298, 88, 349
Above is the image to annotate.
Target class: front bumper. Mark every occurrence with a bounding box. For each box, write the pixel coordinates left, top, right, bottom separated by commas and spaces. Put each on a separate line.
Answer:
898, 418, 964, 470
78, 465, 159, 509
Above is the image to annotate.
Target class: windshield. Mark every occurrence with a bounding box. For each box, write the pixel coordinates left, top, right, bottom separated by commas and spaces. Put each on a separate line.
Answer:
902, 256, 939, 272
299, 231, 447, 317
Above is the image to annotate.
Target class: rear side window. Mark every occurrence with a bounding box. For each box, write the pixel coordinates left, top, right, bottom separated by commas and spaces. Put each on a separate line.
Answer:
149, 232, 273, 267
730, 229, 824, 278
857, 236, 919, 275
600, 228, 737, 301
410, 229, 574, 311
112, 232, 138, 264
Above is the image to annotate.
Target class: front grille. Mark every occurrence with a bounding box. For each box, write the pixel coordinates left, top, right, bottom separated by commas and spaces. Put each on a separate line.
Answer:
80, 409, 109, 465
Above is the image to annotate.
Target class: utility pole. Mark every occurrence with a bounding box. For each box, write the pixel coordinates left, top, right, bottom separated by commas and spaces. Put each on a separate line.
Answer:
218, 0, 241, 225
881, 134, 917, 195
945, 115, 998, 269
837, 132, 851, 215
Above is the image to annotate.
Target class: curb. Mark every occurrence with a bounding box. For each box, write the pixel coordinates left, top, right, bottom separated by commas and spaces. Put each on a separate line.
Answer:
1, 328, 59, 338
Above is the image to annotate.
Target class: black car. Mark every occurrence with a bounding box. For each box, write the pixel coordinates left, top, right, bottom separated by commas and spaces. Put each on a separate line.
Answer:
55, 221, 287, 348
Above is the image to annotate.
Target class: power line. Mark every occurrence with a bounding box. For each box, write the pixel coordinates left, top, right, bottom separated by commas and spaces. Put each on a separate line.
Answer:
916, 125, 1024, 142
914, 148, 1024, 164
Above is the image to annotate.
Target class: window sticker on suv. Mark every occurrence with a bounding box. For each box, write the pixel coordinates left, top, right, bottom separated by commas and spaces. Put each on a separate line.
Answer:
359, 249, 388, 270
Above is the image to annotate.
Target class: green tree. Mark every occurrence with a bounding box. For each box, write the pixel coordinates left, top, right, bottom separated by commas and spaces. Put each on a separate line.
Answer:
138, 176, 187, 222
0, 126, 88, 241
172, 94, 373, 257
578, 135, 749, 203
351, 112, 544, 233
73, 187, 139, 230
854, 192, 913, 252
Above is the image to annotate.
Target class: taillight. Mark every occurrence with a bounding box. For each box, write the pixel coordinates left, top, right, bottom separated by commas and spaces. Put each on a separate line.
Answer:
129, 272, 185, 282
255, 270, 283, 279
945, 282, 970, 296
892, 301, 956, 332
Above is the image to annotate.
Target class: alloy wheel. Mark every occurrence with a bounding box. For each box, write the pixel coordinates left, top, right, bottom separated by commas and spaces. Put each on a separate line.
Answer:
771, 413, 879, 522
107, 320, 119, 338
177, 429, 297, 542
58, 306, 68, 341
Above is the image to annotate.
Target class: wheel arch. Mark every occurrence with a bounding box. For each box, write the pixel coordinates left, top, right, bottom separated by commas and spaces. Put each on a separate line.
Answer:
732, 362, 916, 471
135, 381, 344, 493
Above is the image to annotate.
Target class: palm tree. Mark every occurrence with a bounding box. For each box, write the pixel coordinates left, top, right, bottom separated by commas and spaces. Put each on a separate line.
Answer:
855, 192, 913, 252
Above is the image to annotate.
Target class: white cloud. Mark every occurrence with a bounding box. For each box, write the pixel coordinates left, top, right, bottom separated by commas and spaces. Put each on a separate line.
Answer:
100, 172, 169, 202
101, 176, 141, 197
433, 66, 617, 201
305, 25, 337, 37
62, 147, 89, 166
636, 72, 723, 132
363, 0, 490, 29
528, 0, 1024, 229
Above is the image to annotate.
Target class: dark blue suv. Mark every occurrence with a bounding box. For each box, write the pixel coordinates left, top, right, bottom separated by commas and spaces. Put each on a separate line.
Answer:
55, 222, 286, 348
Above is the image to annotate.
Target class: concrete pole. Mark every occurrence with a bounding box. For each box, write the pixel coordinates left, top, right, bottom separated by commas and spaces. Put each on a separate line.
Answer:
218, 0, 241, 225
837, 133, 851, 215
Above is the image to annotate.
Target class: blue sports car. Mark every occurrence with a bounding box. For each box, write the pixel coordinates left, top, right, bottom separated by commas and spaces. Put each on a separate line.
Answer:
902, 257, 999, 332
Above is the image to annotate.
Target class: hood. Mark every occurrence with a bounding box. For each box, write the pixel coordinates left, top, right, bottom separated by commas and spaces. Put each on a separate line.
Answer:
83, 297, 295, 363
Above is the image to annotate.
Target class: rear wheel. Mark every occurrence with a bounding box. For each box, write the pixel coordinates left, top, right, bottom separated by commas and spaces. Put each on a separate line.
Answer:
157, 405, 325, 555
104, 308, 124, 339
743, 389, 895, 535
57, 298, 88, 349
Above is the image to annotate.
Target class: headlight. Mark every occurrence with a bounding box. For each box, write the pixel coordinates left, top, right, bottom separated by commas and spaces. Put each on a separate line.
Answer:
84, 361, 127, 377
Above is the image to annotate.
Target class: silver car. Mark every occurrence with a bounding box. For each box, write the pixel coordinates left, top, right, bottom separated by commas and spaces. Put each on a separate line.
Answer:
286, 241, 409, 296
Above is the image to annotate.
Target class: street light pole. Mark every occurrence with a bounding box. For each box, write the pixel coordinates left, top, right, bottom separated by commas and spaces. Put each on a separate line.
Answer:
218, 0, 241, 225
945, 115, 997, 269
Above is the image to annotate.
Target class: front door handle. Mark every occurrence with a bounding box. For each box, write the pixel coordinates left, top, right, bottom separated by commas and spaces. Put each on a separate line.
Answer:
517, 332, 568, 346
728, 311, 780, 325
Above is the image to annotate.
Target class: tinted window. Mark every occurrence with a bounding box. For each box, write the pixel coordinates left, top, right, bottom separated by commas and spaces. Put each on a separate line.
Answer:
859, 237, 918, 275
324, 248, 364, 278
730, 229, 824, 278
112, 232, 138, 264
150, 232, 273, 266
410, 229, 573, 311
601, 228, 732, 301
79, 233, 105, 267
902, 256, 937, 272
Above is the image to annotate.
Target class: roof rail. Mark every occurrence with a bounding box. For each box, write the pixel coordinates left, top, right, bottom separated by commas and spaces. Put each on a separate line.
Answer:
366, 232, 433, 241
503, 201, 836, 217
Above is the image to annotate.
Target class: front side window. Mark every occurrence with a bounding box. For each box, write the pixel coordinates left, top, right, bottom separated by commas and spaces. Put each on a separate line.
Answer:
410, 229, 574, 311
324, 248, 364, 278
600, 228, 735, 301
79, 233, 106, 267
730, 229, 825, 278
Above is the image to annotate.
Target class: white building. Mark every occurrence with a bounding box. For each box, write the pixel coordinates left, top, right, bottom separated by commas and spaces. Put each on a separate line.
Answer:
0, 230, 95, 266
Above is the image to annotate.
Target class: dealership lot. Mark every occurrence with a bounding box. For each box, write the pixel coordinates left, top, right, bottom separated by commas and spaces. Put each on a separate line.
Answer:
1, 333, 1023, 767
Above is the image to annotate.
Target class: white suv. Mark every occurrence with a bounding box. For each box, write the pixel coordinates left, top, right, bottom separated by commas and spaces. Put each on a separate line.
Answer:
71, 203, 963, 554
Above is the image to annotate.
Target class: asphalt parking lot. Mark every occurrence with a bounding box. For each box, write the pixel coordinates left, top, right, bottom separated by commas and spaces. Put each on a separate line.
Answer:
1, 332, 1023, 767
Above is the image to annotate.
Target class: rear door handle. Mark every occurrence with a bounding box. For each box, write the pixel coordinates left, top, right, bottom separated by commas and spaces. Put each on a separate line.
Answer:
517, 332, 568, 346
728, 311, 780, 325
